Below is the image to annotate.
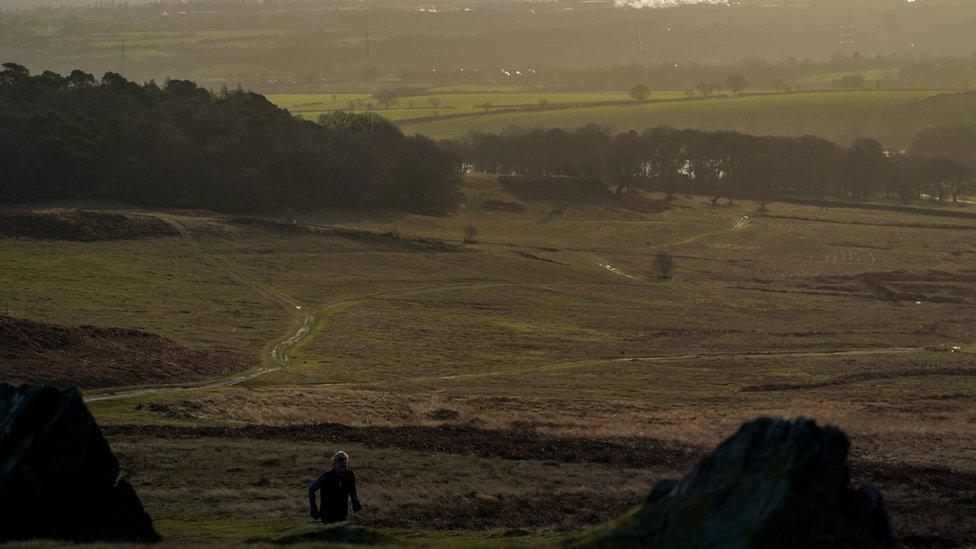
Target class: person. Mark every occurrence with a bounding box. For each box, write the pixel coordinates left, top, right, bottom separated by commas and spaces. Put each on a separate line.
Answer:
308, 451, 362, 524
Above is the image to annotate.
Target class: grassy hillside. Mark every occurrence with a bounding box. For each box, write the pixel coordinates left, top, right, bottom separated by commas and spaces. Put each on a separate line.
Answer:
29, 176, 963, 544
7, 176, 975, 544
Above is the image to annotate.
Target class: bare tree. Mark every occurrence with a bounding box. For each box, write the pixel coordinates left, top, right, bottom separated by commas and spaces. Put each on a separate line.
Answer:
695, 80, 717, 97
725, 75, 748, 96
372, 89, 399, 109
771, 79, 792, 93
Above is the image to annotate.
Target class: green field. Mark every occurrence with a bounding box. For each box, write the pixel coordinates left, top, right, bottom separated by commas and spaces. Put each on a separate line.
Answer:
396, 90, 949, 140
268, 89, 954, 145
268, 91, 688, 123
87, 29, 286, 49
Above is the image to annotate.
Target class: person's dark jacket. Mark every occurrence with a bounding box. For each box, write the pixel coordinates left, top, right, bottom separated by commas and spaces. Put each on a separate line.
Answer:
308, 469, 361, 523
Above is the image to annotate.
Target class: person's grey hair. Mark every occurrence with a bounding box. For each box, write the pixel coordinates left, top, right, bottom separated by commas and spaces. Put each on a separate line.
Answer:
332, 450, 349, 463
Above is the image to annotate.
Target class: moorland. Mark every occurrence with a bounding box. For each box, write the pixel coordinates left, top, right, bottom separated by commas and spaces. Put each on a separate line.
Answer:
4, 176, 976, 545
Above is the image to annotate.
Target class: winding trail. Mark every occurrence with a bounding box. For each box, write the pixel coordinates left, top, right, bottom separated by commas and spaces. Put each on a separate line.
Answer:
657, 214, 751, 249
588, 214, 751, 280
86, 216, 313, 403
85, 211, 930, 402
590, 254, 639, 280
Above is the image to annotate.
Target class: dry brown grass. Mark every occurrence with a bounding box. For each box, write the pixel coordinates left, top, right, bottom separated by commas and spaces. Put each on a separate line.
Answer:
33, 178, 976, 543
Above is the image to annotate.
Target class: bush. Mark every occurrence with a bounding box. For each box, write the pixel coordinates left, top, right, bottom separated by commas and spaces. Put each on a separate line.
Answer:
656, 252, 675, 280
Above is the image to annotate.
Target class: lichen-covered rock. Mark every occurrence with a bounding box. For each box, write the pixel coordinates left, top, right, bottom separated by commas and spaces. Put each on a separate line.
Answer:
573, 417, 894, 548
0, 383, 159, 543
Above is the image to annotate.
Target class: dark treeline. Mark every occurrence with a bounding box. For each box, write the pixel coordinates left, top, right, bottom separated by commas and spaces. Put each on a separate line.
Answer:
442, 126, 976, 204
0, 64, 460, 214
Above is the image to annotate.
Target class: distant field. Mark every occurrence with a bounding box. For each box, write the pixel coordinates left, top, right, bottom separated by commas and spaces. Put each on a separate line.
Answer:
87, 29, 285, 49
269, 89, 954, 145
268, 91, 687, 123
397, 90, 950, 141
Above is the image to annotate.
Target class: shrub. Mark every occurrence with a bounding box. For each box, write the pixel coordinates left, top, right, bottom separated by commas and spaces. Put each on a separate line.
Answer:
656, 252, 675, 280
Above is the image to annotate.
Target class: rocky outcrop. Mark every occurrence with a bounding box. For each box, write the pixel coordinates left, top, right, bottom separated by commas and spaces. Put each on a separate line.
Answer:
574, 417, 894, 548
0, 383, 159, 543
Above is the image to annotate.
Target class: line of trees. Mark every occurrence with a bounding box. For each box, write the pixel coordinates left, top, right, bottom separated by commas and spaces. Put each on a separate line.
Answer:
0, 64, 461, 214
441, 125, 975, 204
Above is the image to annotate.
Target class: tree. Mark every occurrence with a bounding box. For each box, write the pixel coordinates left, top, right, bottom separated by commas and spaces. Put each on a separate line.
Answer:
695, 81, 717, 98
629, 84, 651, 103
843, 137, 887, 198
463, 225, 478, 243
725, 75, 748, 96
428, 96, 441, 108
888, 154, 924, 202
609, 130, 645, 194
833, 74, 866, 91
655, 252, 675, 280
66, 69, 95, 89
0, 62, 29, 84
923, 156, 975, 203
0, 67, 462, 215
372, 89, 399, 110
911, 123, 976, 170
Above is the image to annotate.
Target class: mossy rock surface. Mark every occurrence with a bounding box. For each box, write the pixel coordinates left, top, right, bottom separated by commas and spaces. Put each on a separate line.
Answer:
571, 417, 895, 549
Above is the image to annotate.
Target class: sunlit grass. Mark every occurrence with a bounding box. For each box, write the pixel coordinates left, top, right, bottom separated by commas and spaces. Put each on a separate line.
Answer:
399, 90, 949, 139
269, 90, 688, 122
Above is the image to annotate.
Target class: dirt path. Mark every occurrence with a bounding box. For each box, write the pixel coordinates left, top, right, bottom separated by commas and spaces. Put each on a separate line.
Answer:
85, 212, 930, 403
657, 214, 751, 249
590, 254, 639, 280
588, 215, 751, 279
85, 277, 537, 402
86, 215, 311, 403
